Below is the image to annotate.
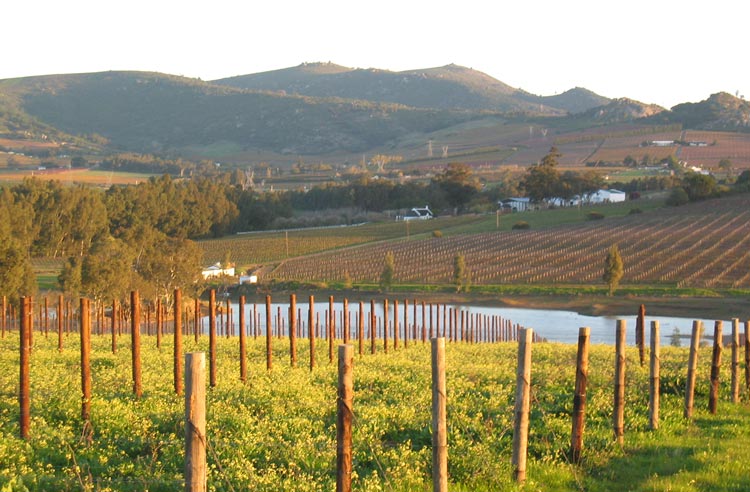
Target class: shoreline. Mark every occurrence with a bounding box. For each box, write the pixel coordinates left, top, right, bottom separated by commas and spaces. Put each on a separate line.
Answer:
241, 287, 750, 322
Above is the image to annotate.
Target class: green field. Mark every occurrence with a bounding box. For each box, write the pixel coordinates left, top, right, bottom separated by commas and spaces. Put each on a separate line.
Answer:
2, 331, 749, 491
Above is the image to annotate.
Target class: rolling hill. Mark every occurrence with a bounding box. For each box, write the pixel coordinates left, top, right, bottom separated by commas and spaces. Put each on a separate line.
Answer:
0, 65, 748, 167
214, 62, 610, 115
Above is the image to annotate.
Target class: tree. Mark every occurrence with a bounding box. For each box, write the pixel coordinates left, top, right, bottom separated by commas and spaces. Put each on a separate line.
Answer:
520, 147, 562, 203
682, 172, 717, 201
432, 163, 481, 214
453, 254, 470, 293
379, 251, 395, 291
603, 244, 624, 296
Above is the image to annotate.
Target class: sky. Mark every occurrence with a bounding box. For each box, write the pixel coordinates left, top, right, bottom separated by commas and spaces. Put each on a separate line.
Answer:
3, 0, 748, 109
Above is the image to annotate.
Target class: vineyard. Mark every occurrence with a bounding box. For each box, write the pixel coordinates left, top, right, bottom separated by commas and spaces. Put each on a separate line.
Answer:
198, 215, 486, 266
3, 297, 750, 490
269, 195, 750, 289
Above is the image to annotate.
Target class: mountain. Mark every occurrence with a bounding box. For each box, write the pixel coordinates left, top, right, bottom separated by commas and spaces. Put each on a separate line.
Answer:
650, 92, 750, 130
0, 71, 479, 155
215, 63, 606, 114
577, 97, 666, 124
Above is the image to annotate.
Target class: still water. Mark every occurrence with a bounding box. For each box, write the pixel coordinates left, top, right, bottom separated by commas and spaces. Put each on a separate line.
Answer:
221, 300, 733, 346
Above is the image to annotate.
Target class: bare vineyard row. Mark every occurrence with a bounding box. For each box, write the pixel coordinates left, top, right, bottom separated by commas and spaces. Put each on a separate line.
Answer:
270, 195, 750, 289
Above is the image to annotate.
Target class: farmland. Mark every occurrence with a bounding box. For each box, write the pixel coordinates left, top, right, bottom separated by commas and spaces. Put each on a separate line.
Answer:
268, 195, 750, 289
3, 320, 750, 490
0, 168, 155, 186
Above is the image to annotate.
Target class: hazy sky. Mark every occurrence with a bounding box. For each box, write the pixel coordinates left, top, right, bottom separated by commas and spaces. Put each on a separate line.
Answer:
4, 0, 747, 109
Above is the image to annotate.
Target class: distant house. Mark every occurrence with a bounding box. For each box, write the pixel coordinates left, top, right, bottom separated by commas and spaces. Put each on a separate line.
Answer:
499, 197, 530, 212
589, 189, 626, 203
239, 274, 258, 284
401, 205, 434, 221
201, 262, 235, 279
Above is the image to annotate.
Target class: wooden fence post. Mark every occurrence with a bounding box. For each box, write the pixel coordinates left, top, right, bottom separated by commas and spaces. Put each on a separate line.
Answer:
744, 320, 750, 396
649, 321, 660, 430
185, 352, 207, 492
328, 296, 335, 363
290, 294, 297, 368
709, 320, 723, 414
209, 290, 217, 387
1, 295, 6, 339
239, 295, 247, 383
358, 302, 364, 357
636, 304, 646, 367
131, 291, 142, 400
58, 295, 64, 352
512, 328, 533, 482
110, 299, 117, 354
613, 320, 626, 445
431, 337, 448, 492
19, 296, 31, 440
336, 345, 354, 492
370, 300, 376, 355
309, 296, 316, 371
266, 295, 273, 371
684, 320, 703, 419
570, 327, 590, 464
174, 289, 183, 396
731, 318, 739, 403
80, 298, 92, 429
383, 299, 389, 354
393, 300, 399, 350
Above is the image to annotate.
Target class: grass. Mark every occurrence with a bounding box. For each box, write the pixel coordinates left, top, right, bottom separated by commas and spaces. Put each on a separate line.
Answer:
1, 330, 749, 491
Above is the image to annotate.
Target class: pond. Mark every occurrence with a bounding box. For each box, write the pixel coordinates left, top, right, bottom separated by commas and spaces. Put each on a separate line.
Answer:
217, 299, 737, 346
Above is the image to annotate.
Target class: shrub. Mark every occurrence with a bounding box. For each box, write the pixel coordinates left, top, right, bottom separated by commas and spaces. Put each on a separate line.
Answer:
666, 187, 689, 206
586, 212, 605, 220
628, 208, 643, 215
512, 221, 530, 230
432, 230, 443, 238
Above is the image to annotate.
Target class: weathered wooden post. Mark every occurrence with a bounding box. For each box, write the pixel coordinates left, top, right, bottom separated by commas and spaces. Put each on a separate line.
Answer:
613, 320, 626, 444
110, 299, 117, 354
649, 321, 660, 430
1, 295, 6, 338
358, 302, 364, 357
571, 327, 590, 464
131, 291, 142, 400
194, 298, 200, 343
329, 296, 335, 363
709, 320, 723, 414
393, 299, 399, 349
266, 295, 273, 371
239, 295, 247, 383
209, 290, 217, 387
745, 320, 750, 395
80, 298, 92, 428
512, 328, 533, 482
370, 300, 376, 355
342, 298, 349, 345
383, 299, 389, 354
336, 344, 354, 492
309, 296, 316, 371
185, 352, 207, 492
431, 337, 448, 492
684, 320, 703, 419
19, 296, 31, 439
290, 294, 297, 368
731, 318, 739, 403
174, 289, 183, 396
636, 304, 646, 367
58, 295, 64, 352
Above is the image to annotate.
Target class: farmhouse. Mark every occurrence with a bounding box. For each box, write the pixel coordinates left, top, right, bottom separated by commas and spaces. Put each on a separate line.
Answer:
401, 205, 433, 221
201, 262, 235, 279
499, 197, 530, 212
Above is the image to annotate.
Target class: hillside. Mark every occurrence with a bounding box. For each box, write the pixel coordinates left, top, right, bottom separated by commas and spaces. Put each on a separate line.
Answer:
215, 63, 607, 114
1, 71, 479, 155
651, 92, 750, 131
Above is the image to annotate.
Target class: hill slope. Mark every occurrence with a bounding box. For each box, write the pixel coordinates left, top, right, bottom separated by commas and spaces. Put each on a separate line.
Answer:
1, 71, 479, 155
215, 63, 610, 114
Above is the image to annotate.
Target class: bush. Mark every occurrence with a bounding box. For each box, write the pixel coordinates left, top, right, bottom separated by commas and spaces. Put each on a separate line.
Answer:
666, 187, 689, 206
432, 230, 443, 238
586, 212, 605, 220
628, 208, 642, 215
512, 221, 530, 230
